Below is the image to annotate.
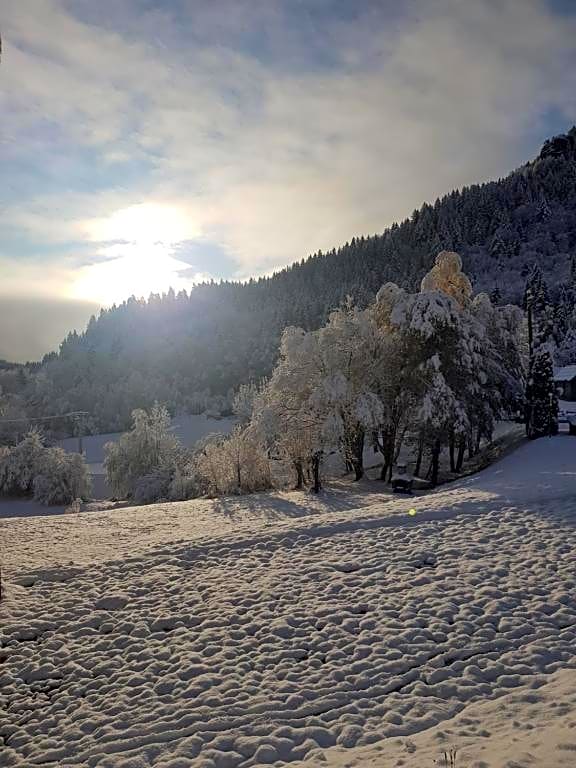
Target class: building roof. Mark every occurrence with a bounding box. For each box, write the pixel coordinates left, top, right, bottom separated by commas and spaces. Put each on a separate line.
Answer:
554, 365, 576, 382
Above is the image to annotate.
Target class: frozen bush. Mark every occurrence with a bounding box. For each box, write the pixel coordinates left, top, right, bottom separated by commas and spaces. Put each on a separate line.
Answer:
33, 449, 91, 505
194, 427, 271, 496
133, 469, 172, 505
168, 468, 198, 501
104, 403, 182, 498
0, 430, 90, 505
0, 430, 48, 496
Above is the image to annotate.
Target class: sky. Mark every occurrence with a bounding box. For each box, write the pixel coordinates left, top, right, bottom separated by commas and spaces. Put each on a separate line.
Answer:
1, 0, 576, 362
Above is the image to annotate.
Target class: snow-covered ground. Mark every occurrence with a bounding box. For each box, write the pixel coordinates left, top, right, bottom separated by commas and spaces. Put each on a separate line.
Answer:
1, 436, 575, 767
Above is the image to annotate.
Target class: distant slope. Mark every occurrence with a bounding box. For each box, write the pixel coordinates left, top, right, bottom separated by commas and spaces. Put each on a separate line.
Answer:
31, 128, 576, 430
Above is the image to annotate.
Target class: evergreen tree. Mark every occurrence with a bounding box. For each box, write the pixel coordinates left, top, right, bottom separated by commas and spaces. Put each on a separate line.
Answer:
536, 191, 552, 221
524, 265, 555, 352
525, 348, 558, 439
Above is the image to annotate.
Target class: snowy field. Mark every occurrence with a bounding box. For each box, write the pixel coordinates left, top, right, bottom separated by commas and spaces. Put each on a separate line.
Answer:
1, 436, 575, 767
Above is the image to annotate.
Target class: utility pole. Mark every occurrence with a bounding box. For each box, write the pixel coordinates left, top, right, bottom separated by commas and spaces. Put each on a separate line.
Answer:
526, 286, 534, 358
74, 412, 88, 456
525, 287, 534, 439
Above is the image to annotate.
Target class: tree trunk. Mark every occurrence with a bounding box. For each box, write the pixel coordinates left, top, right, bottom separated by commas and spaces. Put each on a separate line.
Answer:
455, 439, 466, 473
311, 452, 322, 493
449, 433, 456, 472
377, 427, 395, 483
430, 440, 441, 487
380, 459, 389, 481
294, 460, 304, 490
350, 427, 365, 481
414, 438, 424, 477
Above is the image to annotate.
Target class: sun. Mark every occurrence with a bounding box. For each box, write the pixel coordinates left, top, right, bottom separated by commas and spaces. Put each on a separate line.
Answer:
93, 203, 197, 245
71, 203, 201, 306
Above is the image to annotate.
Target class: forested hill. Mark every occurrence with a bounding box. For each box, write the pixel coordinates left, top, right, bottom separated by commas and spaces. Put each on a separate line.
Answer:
30, 128, 576, 431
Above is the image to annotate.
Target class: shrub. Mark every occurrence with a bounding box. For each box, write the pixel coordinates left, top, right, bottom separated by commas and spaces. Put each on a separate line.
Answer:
194, 427, 271, 496
133, 469, 172, 505
33, 449, 91, 505
0, 430, 47, 496
168, 468, 198, 501
104, 403, 182, 499
0, 431, 91, 505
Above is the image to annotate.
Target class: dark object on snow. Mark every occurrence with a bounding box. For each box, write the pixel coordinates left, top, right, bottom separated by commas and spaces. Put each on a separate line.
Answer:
391, 464, 414, 494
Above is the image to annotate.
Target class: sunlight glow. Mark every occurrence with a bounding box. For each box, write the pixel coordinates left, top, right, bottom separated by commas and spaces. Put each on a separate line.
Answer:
72, 203, 204, 305
89, 203, 200, 245
71, 244, 198, 306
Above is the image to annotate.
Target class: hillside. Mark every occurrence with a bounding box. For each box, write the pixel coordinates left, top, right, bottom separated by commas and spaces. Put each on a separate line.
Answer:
24, 128, 576, 430
1, 435, 575, 767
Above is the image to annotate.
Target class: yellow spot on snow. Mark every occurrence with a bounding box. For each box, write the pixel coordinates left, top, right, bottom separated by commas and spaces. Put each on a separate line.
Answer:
408, 509, 417, 516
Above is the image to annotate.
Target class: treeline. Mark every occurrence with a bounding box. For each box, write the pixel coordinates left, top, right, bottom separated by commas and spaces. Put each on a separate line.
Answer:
6, 128, 576, 432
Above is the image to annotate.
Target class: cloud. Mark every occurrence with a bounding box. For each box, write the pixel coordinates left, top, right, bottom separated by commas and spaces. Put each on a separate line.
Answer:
1, 0, 576, 357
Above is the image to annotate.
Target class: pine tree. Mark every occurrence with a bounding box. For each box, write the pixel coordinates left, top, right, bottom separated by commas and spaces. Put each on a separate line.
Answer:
524, 265, 554, 351
525, 348, 558, 439
537, 191, 552, 221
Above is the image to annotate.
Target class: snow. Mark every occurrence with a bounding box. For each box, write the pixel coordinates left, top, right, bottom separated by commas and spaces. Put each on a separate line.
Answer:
1, 436, 575, 767
554, 365, 576, 382
0, 498, 66, 520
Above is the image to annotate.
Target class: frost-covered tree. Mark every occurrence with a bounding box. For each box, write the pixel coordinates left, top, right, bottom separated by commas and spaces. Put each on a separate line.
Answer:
388, 289, 486, 483
369, 283, 419, 480
233, 382, 262, 425
194, 427, 270, 496
0, 430, 90, 505
0, 430, 46, 495
472, 294, 525, 420
253, 327, 329, 492
420, 251, 473, 308
254, 306, 384, 489
314, 302, 383, 480
33, 450, 91, 505
104, 402, 182, 499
